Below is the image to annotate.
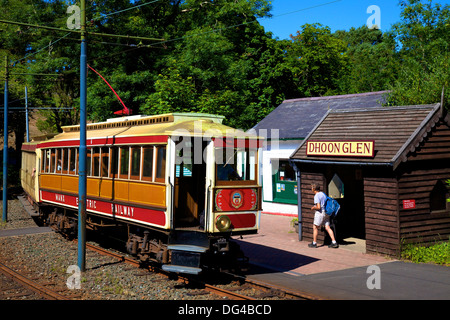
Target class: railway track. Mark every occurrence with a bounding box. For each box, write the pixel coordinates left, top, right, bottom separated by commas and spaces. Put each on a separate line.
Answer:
83, 241, 315, 300
0, 228, 318, 301
2, 197, 319, 301
84, 241, 255, 300
0, 261, 70, 300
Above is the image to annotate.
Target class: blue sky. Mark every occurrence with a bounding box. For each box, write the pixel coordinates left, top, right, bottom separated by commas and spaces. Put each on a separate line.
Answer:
258, 0, 449, 40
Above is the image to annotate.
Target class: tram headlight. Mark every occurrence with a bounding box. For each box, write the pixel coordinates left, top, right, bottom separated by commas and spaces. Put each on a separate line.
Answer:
216, 215, 231, 232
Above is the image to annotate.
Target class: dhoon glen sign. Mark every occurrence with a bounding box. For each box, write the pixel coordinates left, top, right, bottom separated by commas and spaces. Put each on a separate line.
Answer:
306, 140, 375, 158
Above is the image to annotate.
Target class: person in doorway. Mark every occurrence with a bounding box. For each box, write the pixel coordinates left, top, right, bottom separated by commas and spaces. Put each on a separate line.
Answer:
308, 184, 339, 248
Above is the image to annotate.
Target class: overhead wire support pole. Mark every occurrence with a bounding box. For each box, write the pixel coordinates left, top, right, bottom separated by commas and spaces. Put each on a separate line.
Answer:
78, 0, 87, 273
0, 0, 164, 272
2, 56, 8, 222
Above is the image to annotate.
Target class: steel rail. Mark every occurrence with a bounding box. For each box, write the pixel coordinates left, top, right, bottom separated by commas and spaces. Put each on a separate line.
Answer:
0, 261, 70, 300
82, 241, 258, 300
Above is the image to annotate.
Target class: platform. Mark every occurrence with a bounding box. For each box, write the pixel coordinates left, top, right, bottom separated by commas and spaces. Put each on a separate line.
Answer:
234, 213, 450, 300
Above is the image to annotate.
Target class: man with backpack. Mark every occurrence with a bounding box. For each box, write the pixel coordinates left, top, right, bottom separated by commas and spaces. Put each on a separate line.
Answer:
308, 184, 339, 248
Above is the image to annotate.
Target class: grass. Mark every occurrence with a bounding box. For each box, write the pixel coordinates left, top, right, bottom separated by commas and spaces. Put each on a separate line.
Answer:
401, 240, 449, 266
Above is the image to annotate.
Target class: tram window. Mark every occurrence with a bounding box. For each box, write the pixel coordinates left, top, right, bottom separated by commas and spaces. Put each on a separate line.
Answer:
86, 148, 92, 176
76, 148, 80, 175
119, 147, 129, 179
41, 150, 48, 173
142, 146, 153, 181
92, 147, 100, 177
130, 147, 141, 180
62, 149, 69, 174
50, 149, 56, 173
55, 149, 61, 173
155, 146, 166, 182
69, 148, 77, 174
215, 147, 257, 184
101, 147, 109, 177
249, 150, 256, 180
110, 147, 118, 178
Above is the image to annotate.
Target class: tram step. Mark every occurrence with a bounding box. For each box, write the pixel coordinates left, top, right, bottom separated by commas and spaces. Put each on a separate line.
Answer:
162, 264, 202, 275
17, 195, 40, 217
167, 244, 208, 253
164, 245, 207, 274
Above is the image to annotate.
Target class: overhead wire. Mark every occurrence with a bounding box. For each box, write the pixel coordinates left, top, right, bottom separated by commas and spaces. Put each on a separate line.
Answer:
10, 0, 344, 66
95, 0, 161, 20
5, 0, 345, 113
139, 0, 344, 47
11, 32, 72, 66
8, 0, 163, 66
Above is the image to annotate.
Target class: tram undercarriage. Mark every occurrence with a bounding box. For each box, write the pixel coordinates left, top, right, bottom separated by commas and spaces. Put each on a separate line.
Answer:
39, 204, 249, 275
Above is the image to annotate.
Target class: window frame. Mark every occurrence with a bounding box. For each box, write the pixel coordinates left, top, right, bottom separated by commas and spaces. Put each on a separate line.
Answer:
215, 146, 258, 186
141, 146, 154, 182
130, 147, 142, 180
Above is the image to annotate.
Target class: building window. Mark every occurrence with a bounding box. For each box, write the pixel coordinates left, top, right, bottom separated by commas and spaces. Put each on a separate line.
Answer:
328, 174, 344, 199
272, 160, 298, 204
430, 180, 449, 212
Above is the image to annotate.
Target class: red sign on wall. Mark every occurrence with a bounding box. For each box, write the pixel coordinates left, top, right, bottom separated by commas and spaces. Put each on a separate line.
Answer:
403, 199, 416, 209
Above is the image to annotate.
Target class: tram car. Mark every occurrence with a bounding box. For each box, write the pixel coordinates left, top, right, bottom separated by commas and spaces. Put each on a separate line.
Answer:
20, 113, 263, 275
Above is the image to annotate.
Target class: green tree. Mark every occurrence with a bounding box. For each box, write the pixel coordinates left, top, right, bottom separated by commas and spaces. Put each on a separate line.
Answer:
334, 26, 399, 94
387, 0, 450, 107
142, 0, 293, 130
286, 23, 348, 97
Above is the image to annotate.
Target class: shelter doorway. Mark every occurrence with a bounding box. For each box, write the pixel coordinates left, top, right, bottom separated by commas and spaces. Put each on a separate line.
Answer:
327, 167, 366, 241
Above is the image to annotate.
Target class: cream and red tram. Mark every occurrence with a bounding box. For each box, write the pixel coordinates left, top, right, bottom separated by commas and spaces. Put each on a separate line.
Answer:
21, 113, 262, 274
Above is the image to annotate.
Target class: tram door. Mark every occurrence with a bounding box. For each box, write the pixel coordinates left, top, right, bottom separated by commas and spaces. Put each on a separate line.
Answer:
173, 138, 207, 229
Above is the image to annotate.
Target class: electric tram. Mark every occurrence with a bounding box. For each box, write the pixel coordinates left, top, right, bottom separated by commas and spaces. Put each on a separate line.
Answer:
20, 113, 263, 274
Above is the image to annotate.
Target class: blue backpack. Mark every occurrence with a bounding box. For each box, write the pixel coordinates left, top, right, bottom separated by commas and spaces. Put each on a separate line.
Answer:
324, 196, 340, 217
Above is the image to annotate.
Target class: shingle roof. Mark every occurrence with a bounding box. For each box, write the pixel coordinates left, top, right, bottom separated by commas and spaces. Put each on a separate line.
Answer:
252, 91, 389, 139
290, 103, 443, 169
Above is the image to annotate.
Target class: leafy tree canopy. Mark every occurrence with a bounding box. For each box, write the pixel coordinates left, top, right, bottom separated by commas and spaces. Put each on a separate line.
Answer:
0, 0, 448, 139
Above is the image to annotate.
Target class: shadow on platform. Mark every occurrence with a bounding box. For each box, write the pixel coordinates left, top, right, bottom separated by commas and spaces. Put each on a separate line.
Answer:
235, 240, 319, 276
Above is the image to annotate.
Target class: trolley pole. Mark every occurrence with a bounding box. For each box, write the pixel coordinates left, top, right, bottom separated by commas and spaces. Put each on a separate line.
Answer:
77, 0, 87, 272
2, 56, 8, 223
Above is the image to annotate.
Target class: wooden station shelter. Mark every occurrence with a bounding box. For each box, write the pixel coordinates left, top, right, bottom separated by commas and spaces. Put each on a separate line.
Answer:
290, 103, 450, 256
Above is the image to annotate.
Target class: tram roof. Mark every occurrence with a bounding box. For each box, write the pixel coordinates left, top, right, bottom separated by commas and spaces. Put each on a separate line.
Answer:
28, 113, 261, 146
